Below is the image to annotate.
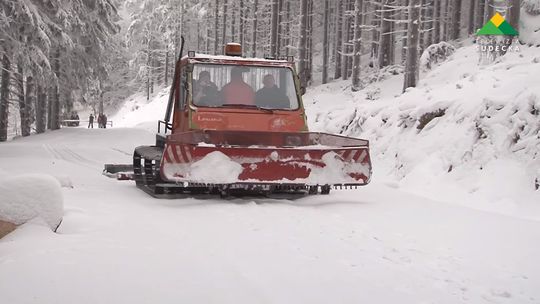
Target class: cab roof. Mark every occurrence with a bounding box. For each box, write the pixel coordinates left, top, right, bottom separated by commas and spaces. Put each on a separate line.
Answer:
183, 53, 294, 68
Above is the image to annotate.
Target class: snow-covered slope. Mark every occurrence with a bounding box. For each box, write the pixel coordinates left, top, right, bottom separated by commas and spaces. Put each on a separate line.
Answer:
111, 85, 169, 131
305, 44, 540, 218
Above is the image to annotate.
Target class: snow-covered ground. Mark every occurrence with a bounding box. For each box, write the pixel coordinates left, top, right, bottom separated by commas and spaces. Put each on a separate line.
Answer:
1, 128, 539, 304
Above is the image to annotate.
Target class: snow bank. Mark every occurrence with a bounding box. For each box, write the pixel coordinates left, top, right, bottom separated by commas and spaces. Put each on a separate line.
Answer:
0, 174, 64, 232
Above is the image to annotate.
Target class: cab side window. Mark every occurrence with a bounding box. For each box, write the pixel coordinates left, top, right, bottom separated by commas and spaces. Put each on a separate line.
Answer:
178, 70, 188, 110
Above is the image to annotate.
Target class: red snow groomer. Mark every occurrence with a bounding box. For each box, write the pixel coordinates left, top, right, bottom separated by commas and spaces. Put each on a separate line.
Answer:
108, 41, 371, 197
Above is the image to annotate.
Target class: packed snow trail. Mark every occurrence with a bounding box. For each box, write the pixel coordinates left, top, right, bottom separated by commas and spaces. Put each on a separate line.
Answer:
0, 127, 539, 304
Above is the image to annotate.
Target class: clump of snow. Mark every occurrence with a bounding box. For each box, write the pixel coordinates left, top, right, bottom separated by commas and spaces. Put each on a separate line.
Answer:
187, 151, 243, 183
306, 151, 370, 184
0, 174, 64, 231
420, 41, 456, 70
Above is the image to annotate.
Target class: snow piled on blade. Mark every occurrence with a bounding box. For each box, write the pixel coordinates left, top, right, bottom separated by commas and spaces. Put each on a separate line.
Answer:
188, 151, 243, 183
0, 174, 64, 230
304, 43, 540, 218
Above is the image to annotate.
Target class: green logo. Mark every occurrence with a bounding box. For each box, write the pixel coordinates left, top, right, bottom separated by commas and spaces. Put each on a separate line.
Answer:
477, 13, 518, 35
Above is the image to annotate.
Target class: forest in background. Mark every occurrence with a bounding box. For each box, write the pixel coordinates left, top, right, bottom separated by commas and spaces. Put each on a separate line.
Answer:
0, 0, 536, 141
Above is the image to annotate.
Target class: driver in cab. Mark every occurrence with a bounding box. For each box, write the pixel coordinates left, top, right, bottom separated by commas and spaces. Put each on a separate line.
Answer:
221, 67, 255, 105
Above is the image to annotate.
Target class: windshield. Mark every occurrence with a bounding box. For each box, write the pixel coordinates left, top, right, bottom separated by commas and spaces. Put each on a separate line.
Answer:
191, 63, 300, 110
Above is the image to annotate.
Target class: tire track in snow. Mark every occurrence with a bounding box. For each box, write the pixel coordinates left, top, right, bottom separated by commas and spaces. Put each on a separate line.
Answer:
43, 143, 100, 170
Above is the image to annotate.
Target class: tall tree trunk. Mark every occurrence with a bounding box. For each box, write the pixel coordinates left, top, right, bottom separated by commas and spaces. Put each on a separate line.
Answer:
388, 10, 396, 64
401, 0, 409, 64
214, 0, 220, 54
17, 65, 31, 137
334, 0, 343, 79
252, 0, 259, 57
424, 0, 434, 47
469, 0, 477, 34
403, 0, 421, 92
371, 1, 381, 64
27, 76, 35, 129
47, 85, 52, 130
298, 0, 309, 87
485, 0, 494, 25
36, 82, 46, 134
51, 49, 61, 130
322, 0, 330, 84
16, 64, 26, 136
442, 0, 450, 41
346, 0, 355, 77
341, 0, 350, 80
433, 0, 441, 42
475, 0, 486, 32
240, 0, 245, 47
508, 0, 520, 31
270, 0, 279, 57
146, 44, 151, 101
379, 0, 393, 68
231, 2, 237, 41
451, 0, 463, 40
351, 0, 364, 91
276, 0, 283, 56
284, 1, 291, 56
165, 47, 169, 85
307, 0, 314, 80
0, 54, 10, 141
99, 86, 104, 117
222, 0, 228, 52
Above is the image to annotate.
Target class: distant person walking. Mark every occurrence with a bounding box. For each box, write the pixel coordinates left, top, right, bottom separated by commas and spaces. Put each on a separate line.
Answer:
102, 114, 108, 129
88, 114, 94, 128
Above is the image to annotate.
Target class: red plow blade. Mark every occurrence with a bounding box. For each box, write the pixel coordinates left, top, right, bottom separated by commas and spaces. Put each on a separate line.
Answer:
160, 130, 371, 186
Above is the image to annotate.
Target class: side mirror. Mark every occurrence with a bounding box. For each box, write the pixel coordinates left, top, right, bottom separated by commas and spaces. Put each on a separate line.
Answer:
300, 86, 306, 96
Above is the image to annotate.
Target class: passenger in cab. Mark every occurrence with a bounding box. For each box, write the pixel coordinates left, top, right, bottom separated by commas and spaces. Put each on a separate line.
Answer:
194, 71, 219, 106
221, 67, 254, 105
255, 74, 290, 109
